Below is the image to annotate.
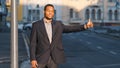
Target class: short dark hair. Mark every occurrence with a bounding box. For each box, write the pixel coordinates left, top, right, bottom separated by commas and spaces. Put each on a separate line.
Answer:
44, 4, 54, 11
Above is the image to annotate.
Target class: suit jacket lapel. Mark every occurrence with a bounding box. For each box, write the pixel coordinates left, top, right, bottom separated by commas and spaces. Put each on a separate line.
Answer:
39, 19, 57, 45
51, 20, 56, 42
39, 19, 49, 42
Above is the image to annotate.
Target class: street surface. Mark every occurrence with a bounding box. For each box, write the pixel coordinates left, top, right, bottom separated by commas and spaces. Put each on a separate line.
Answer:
60, 31, 120, 68
0, 30, 120, 68
0, 32, 28, 68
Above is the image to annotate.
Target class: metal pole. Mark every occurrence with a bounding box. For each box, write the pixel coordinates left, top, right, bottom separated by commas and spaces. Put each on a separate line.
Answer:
102, 0, 104, 26
11, 0, 18, 68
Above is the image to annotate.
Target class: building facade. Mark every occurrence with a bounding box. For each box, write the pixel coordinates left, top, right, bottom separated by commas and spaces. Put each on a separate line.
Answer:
22, 0, 62, 23
62, 0, 120, 26
0, 0, 7, 26
6, 0, 120, 26
6, 0, 23, 23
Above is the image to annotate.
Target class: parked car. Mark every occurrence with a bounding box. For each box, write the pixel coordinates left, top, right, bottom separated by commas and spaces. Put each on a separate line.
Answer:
6, 22, 25, 30
18, 23, 24, 30
6, 22, 10, 28
23, 23, 32, 30
23, 21, 37, 30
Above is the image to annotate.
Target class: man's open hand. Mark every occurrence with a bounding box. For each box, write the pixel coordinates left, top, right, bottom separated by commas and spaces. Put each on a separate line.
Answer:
84, 19, 94, 29
87, 19, 94, 28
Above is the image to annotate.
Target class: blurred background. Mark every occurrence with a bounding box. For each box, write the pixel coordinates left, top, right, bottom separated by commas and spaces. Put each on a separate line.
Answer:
0, 0, 120, 68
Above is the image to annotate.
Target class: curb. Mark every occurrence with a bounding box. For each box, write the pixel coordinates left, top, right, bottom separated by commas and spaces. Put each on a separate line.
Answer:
20, 60, 31, 68
20, 32, 31, 68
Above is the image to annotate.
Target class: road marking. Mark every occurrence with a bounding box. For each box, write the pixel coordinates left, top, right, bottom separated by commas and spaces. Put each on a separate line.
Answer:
0, 57, 10, 60
109, 51, 117, 55
0, 56, 26, 64
83, 33, 88, 35
0, 60, 10, 63
22, 33, 30, 58
97, 63, 120, 67
69, 33, 73, 35
79, 39, 82, 41
97, 46, 102, 49
20, 60, 31, 68
86, 41, 91, 44
69, 36, 75, 39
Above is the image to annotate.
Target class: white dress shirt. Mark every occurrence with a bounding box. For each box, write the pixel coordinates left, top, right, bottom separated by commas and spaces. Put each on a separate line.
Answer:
44, 19, 52, 43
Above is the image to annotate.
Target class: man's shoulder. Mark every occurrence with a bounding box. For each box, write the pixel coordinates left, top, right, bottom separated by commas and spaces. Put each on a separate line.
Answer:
32, 20, 42, 25
33, 20, 41, 23
54, 20, 63, 25
55, 20, 62, 23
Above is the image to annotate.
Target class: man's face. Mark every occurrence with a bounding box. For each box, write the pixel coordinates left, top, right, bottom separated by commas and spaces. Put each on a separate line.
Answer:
44, 6, 54, 20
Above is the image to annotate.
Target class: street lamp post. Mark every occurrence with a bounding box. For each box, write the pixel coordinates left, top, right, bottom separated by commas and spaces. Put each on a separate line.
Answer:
115, 0, 120, 34
102, 0, 104, 26
11, 0, 18, 68
115, 0, 120, 20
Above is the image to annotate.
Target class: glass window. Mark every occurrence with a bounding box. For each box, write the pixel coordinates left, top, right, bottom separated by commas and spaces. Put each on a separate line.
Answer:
108, 0, 112, 2
16, 0, 19, 5
97, 9, 101, 20
85, 9, 90, 20
114, 10, 118, 20
109, 10, 113, 20
70, 8, 73, 18
36, 10, 40, 20
36, 10, 40, 14
91, 9, 96, 20
75, 12, 79, 19
54, 10, 56, 20
36, 4, 39, 8
28, 9, 32, 21
33, 10, 35, 13
108, 0, 117, 2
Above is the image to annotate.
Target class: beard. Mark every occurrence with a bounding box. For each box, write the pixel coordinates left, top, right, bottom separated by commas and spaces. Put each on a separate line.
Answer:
45, 16, 53, 20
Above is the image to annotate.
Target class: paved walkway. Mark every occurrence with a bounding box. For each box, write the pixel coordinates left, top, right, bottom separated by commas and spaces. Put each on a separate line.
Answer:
0, 32, 28, 68
20, 57, 96, 68
20, 31, 95, 68
20, 29, 120, 68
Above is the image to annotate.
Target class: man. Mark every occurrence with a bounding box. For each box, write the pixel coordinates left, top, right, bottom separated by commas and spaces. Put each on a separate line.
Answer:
30, 4, 93, 68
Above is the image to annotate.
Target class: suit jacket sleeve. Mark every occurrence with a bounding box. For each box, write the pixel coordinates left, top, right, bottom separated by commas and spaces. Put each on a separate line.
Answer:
61, 22, 86, 33
30, 23, 37, 61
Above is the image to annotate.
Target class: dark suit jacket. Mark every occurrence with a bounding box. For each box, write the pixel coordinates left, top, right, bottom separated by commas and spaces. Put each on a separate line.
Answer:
30, 19, 86, 64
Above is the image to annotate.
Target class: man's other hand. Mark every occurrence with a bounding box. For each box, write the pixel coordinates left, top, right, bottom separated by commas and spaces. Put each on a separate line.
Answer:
31, 60, 38, 68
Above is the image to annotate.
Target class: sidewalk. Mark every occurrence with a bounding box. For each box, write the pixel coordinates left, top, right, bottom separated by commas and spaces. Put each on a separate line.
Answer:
20, 60, 31, 68
20, 58, 95, 68
20, 31, 31, 68
20, 28, 120, 68
93, 26, 120, 38
20, 31, 96, 68
0, 29, 28, 68
20, 31, 93, 68
20, 29, 120, 68
94, 30, 120, 37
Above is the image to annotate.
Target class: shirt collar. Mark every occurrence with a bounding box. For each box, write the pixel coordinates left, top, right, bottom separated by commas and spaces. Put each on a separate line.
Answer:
44, 18, 52, 23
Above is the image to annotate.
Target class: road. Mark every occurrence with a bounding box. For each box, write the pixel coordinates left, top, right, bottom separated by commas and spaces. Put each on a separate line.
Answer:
60, 31, 120, 68
0, 32, 28, 68
23, 30, 120, 68
1, 30, 120, 68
